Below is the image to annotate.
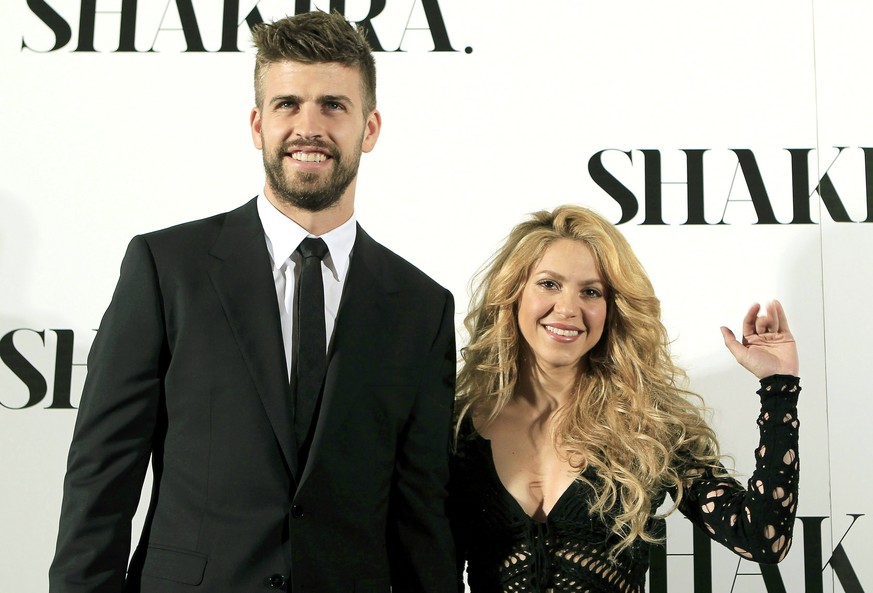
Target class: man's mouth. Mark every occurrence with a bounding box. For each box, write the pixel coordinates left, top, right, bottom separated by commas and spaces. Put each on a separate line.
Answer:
290, 151, 329, 163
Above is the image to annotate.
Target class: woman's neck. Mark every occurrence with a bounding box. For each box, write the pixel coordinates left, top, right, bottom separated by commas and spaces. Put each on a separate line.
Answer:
514, 360, 582, 415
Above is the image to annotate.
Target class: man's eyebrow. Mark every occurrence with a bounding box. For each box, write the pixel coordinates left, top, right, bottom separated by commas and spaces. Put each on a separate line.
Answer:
320, 94, 353, 105
269, 94, 301, 106
268, 94, 355, 107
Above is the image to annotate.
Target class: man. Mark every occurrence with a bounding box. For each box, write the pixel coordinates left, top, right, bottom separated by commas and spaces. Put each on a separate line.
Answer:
49, 11, 458, 593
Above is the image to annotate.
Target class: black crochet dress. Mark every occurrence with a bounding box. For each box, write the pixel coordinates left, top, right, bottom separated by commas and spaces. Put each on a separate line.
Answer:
450, 375, 800, 593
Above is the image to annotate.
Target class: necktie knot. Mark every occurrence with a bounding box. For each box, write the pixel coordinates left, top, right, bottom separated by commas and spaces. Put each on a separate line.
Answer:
297, 237, 328, 261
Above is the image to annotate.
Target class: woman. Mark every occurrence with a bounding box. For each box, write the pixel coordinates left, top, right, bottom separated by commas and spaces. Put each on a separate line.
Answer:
451, 206, 800, 593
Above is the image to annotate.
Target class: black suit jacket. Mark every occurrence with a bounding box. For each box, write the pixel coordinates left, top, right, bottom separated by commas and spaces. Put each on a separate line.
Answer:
49, 199, 458, 593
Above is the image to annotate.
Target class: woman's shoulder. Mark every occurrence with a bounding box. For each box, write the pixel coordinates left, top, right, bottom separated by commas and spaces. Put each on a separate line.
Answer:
455, 412, 482, 444
452, 412, 490, 463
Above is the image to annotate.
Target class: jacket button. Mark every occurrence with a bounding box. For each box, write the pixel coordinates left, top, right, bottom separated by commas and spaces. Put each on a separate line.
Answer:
266, 573, 286, 589
291, 504, 304, 519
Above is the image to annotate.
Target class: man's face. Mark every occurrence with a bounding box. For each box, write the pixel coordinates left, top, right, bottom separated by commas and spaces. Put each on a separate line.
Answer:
251, 61, 380, 213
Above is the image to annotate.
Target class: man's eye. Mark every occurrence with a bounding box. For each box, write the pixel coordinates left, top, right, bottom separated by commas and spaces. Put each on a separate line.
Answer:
325, 102, 344, 110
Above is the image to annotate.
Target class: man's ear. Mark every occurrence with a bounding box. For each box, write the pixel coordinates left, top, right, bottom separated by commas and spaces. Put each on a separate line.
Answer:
250, 107, 263, 150
361, 109, 382, 153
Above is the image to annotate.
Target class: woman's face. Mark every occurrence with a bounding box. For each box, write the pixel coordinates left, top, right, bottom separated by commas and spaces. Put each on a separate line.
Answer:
516, 239, 608, 374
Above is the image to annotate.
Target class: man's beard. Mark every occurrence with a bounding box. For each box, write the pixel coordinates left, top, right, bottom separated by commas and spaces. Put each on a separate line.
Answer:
263, 136, 362, 212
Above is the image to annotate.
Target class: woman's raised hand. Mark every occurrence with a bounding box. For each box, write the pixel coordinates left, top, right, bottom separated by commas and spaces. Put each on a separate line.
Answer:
720, 300, 799, 379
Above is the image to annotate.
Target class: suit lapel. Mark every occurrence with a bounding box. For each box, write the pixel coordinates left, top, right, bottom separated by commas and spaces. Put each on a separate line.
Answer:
207, 199, 298, 480
297, 226, 397, 489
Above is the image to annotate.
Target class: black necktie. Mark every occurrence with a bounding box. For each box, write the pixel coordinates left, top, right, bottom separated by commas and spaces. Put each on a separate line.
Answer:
292, 237, 329, 456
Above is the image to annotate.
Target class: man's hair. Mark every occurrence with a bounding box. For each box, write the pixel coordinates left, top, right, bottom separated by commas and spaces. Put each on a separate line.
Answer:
251, 11, 377, 114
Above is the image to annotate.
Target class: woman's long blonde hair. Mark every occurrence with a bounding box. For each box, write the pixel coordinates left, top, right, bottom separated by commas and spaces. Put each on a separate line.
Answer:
456, 205, 723, 556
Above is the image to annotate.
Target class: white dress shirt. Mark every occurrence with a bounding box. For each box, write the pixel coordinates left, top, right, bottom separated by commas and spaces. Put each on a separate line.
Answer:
257, 193, 356, 380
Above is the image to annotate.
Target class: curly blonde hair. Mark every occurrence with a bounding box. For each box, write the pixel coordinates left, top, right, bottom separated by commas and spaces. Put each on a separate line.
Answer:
456, 205, 724, 556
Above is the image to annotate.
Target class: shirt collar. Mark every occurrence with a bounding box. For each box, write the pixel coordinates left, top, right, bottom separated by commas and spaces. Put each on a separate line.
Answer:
257, 193, 356, 280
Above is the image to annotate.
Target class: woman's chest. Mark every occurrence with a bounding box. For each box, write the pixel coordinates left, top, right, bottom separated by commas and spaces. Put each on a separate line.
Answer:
486, 424, 581, 522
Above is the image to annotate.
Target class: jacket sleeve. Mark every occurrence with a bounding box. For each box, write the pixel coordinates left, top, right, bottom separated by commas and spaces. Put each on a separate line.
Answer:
388, 289, 460, 593
49, 236, 167, 593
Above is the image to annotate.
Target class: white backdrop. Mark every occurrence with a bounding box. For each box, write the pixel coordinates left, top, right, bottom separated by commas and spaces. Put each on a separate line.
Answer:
2, 1, 871, 592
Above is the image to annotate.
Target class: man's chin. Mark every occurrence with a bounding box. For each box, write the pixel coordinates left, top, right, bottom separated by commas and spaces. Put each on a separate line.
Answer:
271, 187, 342, 212
295, 172, 323, 185
277, 170, 332, 196
283, 158, 334, 181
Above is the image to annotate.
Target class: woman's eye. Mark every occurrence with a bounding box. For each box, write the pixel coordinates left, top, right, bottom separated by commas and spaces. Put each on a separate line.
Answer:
583, 288, 603, 298
537, 280, 559, 290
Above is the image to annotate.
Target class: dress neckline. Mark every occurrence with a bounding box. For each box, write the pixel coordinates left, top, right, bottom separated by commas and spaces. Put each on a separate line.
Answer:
470, 422, 582, 524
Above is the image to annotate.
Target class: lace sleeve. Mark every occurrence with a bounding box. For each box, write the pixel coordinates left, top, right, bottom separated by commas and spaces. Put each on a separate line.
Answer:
677, 375, 801, 564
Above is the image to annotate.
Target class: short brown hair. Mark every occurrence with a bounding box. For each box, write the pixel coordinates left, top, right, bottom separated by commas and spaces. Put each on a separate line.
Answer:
251, 11, 377, 114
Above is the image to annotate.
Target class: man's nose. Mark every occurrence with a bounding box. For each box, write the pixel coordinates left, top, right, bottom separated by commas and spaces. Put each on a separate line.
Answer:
295, 104, 325, 139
